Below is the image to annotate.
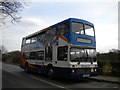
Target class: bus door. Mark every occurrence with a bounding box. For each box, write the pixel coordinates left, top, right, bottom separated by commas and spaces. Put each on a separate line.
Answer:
45, 46, 52, 62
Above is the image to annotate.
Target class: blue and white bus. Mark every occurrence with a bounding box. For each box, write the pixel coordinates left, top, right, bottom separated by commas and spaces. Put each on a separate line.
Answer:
20, 18, 98, 78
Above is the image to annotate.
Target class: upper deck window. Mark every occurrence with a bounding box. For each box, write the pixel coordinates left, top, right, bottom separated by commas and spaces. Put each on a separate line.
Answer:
26, 39, 31, 44
56, 23, 68, 35
22, 38, 26, 46
72, 22, 84, 34
85, 24, 94, 36
31, 37, 37, 43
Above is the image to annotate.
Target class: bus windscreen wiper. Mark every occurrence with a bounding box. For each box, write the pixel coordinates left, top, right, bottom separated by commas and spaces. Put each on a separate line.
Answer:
77, 57, 82, 64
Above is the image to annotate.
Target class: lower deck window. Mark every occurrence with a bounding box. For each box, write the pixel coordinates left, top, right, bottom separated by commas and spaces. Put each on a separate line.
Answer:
29, 52, 36, 60
37, 51, 44, 60
45, 46, 52, 60
23, 51, 44, 60
57, 46, 68, 61
23, 52, 29, 59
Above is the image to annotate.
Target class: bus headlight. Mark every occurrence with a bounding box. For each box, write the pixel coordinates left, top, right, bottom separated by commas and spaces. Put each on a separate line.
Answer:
72, 69, 75, 73
91, 69, 94, 72
94, 68, 97, 72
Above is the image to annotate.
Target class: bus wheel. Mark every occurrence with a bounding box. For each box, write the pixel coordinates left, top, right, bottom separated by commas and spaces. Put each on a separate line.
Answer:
24, 63, 29, 72
48, 68, 54, 79
38, 69, 42, 75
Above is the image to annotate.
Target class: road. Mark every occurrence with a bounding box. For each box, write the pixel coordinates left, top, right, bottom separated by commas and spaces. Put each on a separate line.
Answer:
2, 62, 119, 89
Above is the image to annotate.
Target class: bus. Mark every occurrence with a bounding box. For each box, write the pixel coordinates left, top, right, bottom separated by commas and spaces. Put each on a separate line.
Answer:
20, 18, 98, 78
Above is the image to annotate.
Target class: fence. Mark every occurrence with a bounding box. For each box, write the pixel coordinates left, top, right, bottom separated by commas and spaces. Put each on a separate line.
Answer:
98, 62, 120, 77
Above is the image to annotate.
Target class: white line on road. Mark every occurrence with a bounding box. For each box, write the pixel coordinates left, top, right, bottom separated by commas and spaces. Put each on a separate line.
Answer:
113, 87, 119, 88
31, 76, 72, 90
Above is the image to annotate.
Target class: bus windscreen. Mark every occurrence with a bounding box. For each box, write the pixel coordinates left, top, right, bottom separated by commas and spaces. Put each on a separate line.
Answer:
70, 47, 96, 62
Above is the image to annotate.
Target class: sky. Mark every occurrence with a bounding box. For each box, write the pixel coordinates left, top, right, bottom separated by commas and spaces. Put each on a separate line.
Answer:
1, 0, 119, 53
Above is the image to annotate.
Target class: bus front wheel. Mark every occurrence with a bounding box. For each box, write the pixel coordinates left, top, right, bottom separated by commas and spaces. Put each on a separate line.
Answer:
48, 68, 54, 78
24, 63, 29, 72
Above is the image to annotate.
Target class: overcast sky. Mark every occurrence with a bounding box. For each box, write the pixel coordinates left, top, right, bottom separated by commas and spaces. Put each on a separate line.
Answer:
1, 0, 119, 53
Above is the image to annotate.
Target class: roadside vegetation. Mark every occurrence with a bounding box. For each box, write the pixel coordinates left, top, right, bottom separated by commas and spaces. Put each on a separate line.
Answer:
97, 49, 120, 77
2, 51, 21, 65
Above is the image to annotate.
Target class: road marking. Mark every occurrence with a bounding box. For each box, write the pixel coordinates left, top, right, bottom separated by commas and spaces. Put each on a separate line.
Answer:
113, 87, 118, 88
31, 76, 72, 90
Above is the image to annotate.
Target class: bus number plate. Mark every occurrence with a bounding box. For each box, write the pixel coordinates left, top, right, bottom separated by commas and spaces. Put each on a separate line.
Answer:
83, 74, 89, 77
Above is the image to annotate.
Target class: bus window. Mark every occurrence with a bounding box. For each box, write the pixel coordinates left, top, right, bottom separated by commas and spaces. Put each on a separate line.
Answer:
29, 52, 36, 60
26, 39, 31, 44
57, 23, 68, 35
57, 46, 68, 61
85, 24, 94, 36
70, 47, 96, 62
23, 52, 29, 59
37, 51, 44, 60
37, 28, 57, 46
45, 46, 52, 61
31, 37, 37, 43
22, 38, 26, 46
72, 22, 84, 34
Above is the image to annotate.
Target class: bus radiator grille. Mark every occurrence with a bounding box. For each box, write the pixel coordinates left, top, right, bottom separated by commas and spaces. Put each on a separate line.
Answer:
75, 69, 91, 75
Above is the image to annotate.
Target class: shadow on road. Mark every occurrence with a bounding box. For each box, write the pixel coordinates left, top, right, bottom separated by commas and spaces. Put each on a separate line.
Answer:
23, 71, 93, 85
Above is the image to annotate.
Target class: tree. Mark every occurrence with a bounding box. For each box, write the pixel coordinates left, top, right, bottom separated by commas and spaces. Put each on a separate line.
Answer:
2, 50, 21, 63
0, 0, 27, 26
109, 49, 119, 53
0, 45, 7, 54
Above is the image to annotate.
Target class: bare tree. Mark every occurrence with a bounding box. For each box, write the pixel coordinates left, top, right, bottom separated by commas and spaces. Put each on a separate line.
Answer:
0, 45, 7, 54
0, 0, 27, 26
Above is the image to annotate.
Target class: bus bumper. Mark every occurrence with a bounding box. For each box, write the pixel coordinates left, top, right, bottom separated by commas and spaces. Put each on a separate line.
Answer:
68, 72, 98, 79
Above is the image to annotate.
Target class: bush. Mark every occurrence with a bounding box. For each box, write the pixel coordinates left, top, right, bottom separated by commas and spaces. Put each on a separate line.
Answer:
2, 51, 21, 64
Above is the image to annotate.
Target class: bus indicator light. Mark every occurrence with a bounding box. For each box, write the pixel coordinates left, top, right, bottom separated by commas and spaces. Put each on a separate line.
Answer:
91, 69, 94, 72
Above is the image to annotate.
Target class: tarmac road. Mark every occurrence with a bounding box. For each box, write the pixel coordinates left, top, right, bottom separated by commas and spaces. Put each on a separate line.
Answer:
2, 62, 119, 89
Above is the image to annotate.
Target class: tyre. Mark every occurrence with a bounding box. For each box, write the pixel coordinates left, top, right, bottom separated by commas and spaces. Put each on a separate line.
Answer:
38, 69, 42, 75
24, 63, 29, 72
48, 68, 54, 79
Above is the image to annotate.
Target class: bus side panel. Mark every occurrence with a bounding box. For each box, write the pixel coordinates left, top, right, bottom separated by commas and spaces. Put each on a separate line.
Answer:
19, 52, 26, 69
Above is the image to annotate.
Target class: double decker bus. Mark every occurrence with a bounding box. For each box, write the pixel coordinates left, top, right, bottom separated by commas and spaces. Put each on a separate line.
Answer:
20, 18, 98, 78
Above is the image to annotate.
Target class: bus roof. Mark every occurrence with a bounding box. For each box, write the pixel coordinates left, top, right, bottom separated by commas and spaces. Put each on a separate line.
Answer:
24, 18, 94, 39
50, 18, 94, 28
